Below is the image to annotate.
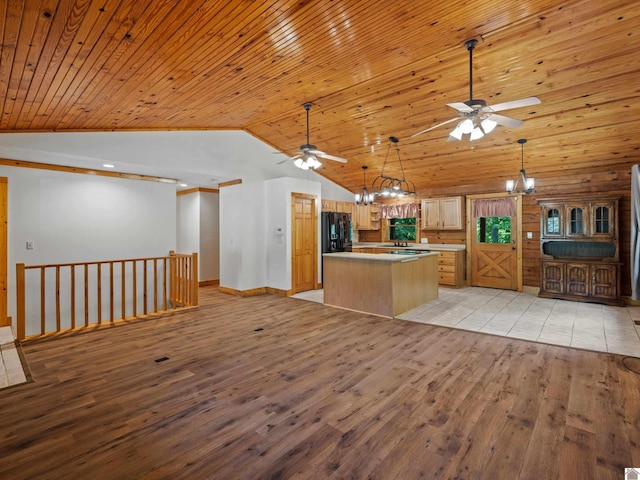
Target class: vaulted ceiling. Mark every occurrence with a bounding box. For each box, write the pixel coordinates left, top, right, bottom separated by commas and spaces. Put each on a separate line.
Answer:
0, 0, 638, 193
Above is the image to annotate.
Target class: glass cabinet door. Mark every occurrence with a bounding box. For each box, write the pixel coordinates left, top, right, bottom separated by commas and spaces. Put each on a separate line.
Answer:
567, 206, 586, 237
591, 202, 615, 238
542, 205, 564, 237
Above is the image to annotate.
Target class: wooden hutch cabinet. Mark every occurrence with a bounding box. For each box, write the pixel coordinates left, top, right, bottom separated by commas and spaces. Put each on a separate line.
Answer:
538, 194, 621, 305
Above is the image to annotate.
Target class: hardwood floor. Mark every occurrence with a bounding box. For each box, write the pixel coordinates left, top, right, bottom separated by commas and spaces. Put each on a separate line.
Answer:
1, 286, 640, 479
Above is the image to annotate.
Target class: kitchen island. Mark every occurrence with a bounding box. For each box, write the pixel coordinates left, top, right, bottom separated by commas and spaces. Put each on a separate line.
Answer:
323, 251, 439, 318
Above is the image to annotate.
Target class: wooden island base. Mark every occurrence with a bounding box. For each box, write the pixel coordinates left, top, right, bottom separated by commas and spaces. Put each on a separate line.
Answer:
323, 252, 439, 318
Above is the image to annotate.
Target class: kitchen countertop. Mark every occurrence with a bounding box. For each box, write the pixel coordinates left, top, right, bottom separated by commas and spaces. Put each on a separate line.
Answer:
352, 242, 466, 251
323, 251, 439, 262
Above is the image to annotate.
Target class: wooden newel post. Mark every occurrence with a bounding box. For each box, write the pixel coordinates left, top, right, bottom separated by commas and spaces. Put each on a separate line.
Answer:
192, 252, 198, 306
169, 250, 176, 308
16, 263, 25, 341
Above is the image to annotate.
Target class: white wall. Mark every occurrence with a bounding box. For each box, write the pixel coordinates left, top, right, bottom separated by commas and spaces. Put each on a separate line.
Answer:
3, 166, 176, 331
219, 180, 267, 291
176, 193, 200, 254
199, 191, 220, 282
176, 190, 220, 282
265, 177, 322, 291
220, 176, 324, 293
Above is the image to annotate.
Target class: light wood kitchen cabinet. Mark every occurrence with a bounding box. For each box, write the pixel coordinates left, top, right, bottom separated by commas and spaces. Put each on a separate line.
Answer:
356, 204, 380, 230
336, 201, 355, 218
349, 245, 465, 287
538, 194, 621, 305
421, 196, 463, 230
321, 199, 337, 212
431, 249, 465, 287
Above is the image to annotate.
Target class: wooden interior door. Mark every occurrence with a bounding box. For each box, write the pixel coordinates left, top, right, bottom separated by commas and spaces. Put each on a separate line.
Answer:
0, 178, 6, 325
468, 194, 521, 291
292, 194, 317, 293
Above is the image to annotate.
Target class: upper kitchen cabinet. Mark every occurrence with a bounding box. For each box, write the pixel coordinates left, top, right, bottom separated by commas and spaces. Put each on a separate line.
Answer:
336, 201, 355, 218
540, 197, 616, 240
356, 204, 380, 230
321, 199, 337, 212
421, 197, 463, 230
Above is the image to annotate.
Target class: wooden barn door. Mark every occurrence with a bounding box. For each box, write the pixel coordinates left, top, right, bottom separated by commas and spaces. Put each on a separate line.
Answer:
467, 194, 522, 291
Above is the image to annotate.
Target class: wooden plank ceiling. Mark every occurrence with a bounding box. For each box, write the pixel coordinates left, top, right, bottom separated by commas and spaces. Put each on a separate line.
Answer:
0, 0, 638, 193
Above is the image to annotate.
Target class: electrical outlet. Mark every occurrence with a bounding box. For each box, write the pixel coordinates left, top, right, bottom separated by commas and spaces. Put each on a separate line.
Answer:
26, 241, 34, 250
527, 232, 533, 239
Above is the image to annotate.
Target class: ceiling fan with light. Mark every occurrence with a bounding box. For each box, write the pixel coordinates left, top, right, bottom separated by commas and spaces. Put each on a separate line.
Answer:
412, 39, 541, 141
280, 103, 347, 170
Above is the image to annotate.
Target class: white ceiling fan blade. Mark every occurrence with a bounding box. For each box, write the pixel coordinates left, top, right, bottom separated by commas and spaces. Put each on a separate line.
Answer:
411, 117, 461, 138
308, 149, 347, 163
317, 152, 347, 163
488, 96, 541, 112
447, 102, 474, 113
487, 113, 524, 128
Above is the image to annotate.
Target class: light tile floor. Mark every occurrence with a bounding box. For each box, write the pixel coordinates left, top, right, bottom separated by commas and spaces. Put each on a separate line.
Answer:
0, 326, 27, 388
292, 287, 640, 358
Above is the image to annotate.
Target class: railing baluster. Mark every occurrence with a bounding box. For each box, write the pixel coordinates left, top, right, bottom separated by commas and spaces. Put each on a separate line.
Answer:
133, 260, 137, 317
71, 265, 76, 330
109, 262, 114, 322
170, 252, 175, 309
163, 258, 168, 311
40, 267, 45, 335
143, 259, 148, 315
55, 265, 61, 332
153, 259, 158, 313
16, 263, 25, 341
97, 263, 102, 325
84, 264, 89, 327
121, 261, 126, 320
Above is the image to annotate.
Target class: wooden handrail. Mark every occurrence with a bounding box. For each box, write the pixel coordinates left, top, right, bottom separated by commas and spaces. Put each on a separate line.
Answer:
15, 252, 198, 341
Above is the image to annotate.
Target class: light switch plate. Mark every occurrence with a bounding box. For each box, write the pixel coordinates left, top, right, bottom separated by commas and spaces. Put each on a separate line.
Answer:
26, 241, 34, 250
527, 232, 533, 239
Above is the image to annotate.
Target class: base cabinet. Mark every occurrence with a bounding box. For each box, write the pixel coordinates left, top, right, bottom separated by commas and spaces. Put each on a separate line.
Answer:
434, 250, 465, 287
539, 259, 620, 305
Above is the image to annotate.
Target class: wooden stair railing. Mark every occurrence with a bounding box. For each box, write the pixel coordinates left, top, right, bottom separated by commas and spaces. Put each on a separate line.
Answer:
16, 252, 198, 341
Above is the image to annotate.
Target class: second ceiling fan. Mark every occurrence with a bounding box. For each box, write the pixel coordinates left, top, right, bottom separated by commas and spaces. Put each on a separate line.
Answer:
412, 39, 541, 141
284, 103, 347, 170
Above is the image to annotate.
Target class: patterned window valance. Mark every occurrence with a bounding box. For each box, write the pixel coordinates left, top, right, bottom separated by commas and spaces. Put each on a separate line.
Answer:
378, 203, 421, 219
473, 198, 516, 218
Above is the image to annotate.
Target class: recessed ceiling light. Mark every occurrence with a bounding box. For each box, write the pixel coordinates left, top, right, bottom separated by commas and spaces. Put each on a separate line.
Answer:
103, 163, 114, 168
179, 183, 188, 187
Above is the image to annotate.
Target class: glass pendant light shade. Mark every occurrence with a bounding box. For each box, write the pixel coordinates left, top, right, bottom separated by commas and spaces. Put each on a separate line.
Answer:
459, 118, 474, 134
481, 118, 497, 134
355, 166, 373, 205
449, 125, 464, 140
470, 126, 484, 141
525, 176, 535, 192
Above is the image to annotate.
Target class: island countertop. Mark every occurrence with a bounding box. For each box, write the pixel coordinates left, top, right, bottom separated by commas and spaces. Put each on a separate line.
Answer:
323, 251, 438, 317
323, 251, 439, 262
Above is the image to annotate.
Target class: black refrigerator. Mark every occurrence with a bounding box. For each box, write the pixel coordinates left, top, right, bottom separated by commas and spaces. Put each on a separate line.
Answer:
321, 211, 352, 283
321, 211, 352, 254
